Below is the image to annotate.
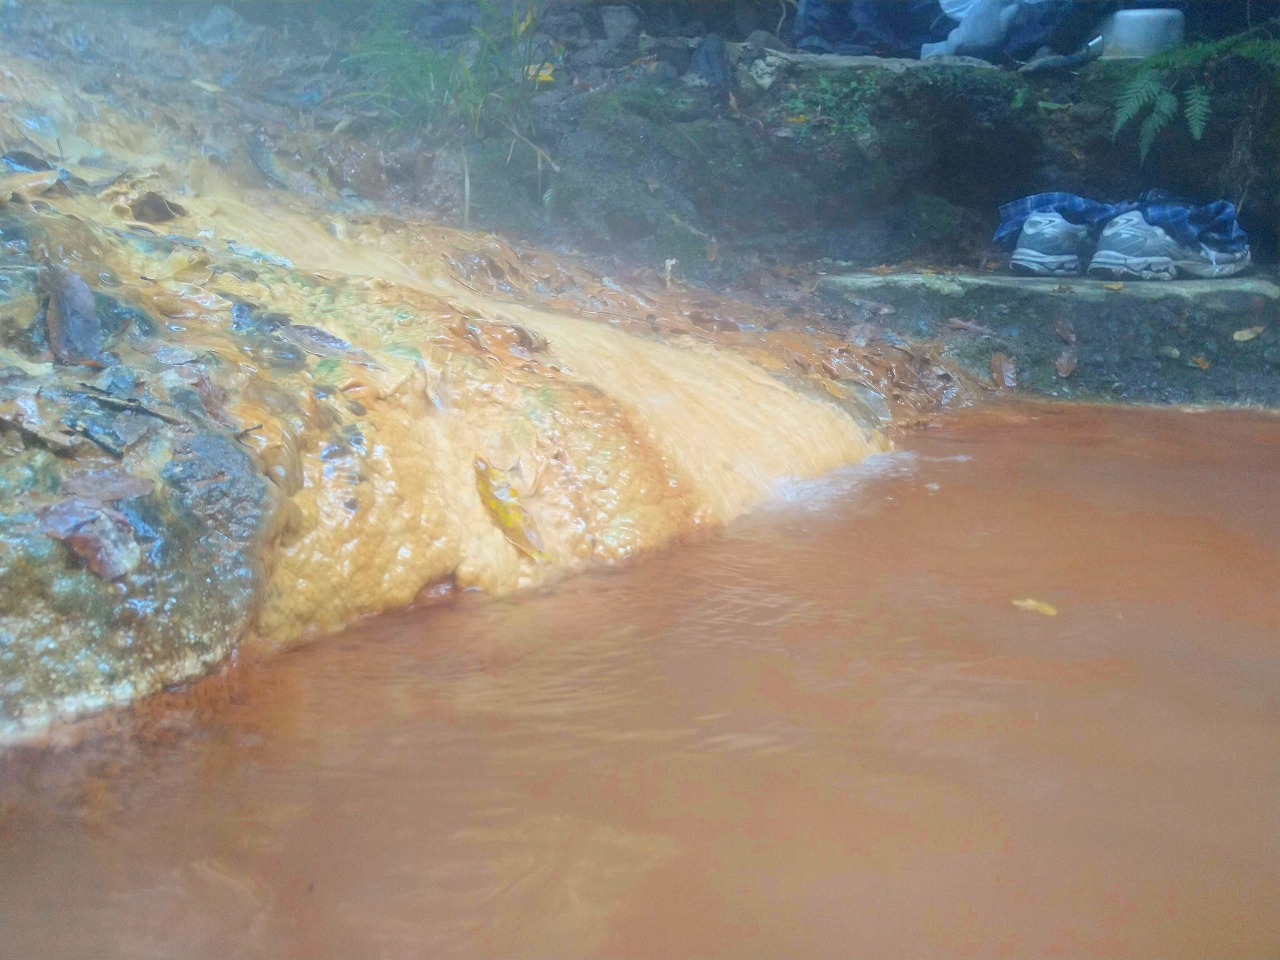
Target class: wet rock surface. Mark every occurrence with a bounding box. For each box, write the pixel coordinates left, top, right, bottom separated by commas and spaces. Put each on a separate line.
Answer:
0, 259, 271, 739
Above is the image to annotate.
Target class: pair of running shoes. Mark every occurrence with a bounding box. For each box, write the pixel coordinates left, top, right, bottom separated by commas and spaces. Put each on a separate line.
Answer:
1009, 210, 1251, 281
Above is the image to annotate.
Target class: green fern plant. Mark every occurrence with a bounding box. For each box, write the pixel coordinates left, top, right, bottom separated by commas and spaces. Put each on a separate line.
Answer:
1112, 73, 1206, 162
1110, 25, 1280, 163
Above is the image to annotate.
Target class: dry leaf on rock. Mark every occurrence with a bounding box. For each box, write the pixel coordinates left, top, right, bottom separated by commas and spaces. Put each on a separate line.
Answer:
61, 469, 154, 502
991, 352, 1016, 389
130, 191, 187, 224
37, 265, 104, 366
39, 499, 142, 580
475, 457, 545, 562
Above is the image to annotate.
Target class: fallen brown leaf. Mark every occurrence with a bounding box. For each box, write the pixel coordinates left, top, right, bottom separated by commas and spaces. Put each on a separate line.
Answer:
1190, 355, 1211, 370
61, 469, 154, 502
1054, 317, 1076, 345
991, 352, 1016, 389
1054, 350, 1077, 378
947, 317, 996, 336
39, 499, 141, 580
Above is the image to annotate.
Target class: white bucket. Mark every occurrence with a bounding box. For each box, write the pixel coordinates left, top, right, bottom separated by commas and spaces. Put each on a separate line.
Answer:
1098, 9, 1185, 59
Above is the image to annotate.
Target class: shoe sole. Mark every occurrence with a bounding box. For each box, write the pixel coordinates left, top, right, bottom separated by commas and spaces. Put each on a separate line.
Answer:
1087, 252, 1176, 281
1088, 250, 1252, 281
1173, 251, 1252, 279
1010, 250, 1082, 276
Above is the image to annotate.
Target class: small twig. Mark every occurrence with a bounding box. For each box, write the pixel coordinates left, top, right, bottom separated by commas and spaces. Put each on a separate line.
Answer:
776, 0, 796, 38
77, 383, 186, 424
234, 423, 263, 442
499, 120, 560, 173
461, 146, 471, 230
63, 419, 124, 459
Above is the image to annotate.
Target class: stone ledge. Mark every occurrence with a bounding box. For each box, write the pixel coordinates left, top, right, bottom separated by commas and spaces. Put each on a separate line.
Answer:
746, 49, 998, 73
820, 271, 1279, 405
822, 271, 1279, 307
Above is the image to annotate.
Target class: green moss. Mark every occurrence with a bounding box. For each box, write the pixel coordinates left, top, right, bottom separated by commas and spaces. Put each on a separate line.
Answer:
907, 194, 964, 243
777, 70, 890, 140
581, 83, 710, 133
654, 219, 713, 265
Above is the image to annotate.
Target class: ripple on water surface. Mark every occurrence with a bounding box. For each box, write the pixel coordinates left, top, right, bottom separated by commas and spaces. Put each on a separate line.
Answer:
1, 403, 1278, 960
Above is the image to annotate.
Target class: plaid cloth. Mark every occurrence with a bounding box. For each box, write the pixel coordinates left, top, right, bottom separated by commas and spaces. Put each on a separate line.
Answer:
994, 190, 1250, 254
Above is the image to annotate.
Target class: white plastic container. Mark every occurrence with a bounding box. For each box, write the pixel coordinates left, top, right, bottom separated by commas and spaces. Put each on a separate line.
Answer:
1098, 9, 1185, 59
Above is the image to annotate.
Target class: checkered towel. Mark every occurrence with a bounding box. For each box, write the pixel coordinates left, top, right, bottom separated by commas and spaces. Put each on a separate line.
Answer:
994, 191, 1250, 254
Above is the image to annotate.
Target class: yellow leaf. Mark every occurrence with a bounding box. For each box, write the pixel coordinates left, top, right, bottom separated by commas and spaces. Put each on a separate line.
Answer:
1233, 325, 1264, 342
1102, 282, 1124, 291
813, 376, 848, 399
1012, 598, 1058, 616
525, 64, 555, 84
190, 79, 223, 93
786, 115, 808, 122
474, 457, 545, 562
518, 5, 534, 36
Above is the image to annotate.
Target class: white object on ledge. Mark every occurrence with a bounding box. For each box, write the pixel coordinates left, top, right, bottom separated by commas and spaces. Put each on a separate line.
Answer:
1097, 9, 1185, 60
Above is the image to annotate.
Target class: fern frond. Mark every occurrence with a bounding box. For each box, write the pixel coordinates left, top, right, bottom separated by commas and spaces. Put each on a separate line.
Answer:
1183, 84, 1212, 139
1113, 72, 1164, 139
1235, 38, 1280, 68
1139, 90, 1179, 162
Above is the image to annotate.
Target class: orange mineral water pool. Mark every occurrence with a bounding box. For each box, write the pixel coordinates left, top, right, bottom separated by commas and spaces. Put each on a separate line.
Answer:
2, 402, 1277, 959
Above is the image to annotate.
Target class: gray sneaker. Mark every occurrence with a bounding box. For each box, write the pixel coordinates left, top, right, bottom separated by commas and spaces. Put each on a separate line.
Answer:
1087, 210, 1252, 280
1009, 212, 1093, 276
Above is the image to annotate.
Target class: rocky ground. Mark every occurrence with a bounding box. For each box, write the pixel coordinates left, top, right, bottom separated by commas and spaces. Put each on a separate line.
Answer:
8, 0, 1272, 401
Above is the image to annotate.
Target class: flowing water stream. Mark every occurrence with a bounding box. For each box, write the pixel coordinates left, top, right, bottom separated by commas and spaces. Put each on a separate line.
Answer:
3, 402, 1277, 959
